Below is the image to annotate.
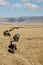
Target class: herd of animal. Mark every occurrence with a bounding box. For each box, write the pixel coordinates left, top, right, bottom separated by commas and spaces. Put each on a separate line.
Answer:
3, 28, 20, 54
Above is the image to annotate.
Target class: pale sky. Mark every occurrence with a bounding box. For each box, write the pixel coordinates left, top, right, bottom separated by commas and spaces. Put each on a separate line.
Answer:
0, 0, 43, 17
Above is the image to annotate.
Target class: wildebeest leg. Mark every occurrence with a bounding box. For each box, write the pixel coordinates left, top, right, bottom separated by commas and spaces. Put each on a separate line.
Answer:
7, 33, 11, 36
17, 37, 19, 42
14, 44, 17, 50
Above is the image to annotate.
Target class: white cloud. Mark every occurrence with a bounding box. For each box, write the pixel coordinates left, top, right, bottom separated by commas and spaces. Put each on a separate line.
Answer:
0, 0, 21, 8
23, 3, 39, 10
22, 0, 29, 3
0, 0, 40, 10
8, 3, 39, 10
37, 0, 43, 2
0, 0, 9, 5
33, 0, 43, 2
13, 4, 21, 8
7, 4, 21, 8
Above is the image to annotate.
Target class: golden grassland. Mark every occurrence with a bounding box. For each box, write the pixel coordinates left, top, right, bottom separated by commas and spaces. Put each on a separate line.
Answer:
0, 23, 43, 65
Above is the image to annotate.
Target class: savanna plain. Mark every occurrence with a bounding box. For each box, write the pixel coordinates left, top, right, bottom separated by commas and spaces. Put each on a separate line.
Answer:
0, 23, 43, 65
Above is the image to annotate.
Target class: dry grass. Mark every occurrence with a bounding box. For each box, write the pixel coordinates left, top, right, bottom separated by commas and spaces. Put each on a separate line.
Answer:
0, 23, 43, 65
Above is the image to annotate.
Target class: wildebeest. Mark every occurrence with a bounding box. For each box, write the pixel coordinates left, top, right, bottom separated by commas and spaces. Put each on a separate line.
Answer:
3, 30, 11, 36
13, 33, 20, 42
8, 41, 17, 54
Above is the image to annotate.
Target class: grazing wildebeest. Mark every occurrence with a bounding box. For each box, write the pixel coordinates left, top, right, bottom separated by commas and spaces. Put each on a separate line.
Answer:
13, 33, 20, 42
8, 41, 17, 54
3, 30, 11, 36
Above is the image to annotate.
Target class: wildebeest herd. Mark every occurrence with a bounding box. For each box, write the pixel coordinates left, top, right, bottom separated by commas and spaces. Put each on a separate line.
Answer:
3, 28, 20, 54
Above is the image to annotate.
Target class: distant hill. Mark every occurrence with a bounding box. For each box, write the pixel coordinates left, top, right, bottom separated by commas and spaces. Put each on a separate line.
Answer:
0, 16, 43, 23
